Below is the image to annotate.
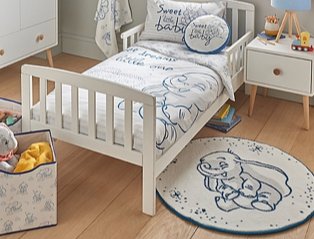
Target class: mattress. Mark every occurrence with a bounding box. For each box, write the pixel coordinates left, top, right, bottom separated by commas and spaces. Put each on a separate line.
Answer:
32, 40, 232, 156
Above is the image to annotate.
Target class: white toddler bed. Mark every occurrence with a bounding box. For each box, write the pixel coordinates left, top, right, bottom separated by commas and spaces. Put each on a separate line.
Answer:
21, 0, 254, 216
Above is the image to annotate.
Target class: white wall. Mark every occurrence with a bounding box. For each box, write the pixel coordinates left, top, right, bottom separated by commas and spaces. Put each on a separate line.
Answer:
60, 0, 314, 60
60, 0, 105, 60
59, 0, 314, 102
242, 0, 314, 36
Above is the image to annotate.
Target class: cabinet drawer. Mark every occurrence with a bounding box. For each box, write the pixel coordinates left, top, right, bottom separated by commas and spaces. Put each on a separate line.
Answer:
246, 50, 312, 94
0, 33, 26, 67
0, 0, 20, 36
0, 20, 56, 68
21, 0, 56, 28
22, 20, 57, 56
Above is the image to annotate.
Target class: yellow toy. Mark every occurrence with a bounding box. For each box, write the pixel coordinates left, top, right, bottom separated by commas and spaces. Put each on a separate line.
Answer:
291, 31, 313, 52
300, 31, 310, 47
14, 142, 53, 173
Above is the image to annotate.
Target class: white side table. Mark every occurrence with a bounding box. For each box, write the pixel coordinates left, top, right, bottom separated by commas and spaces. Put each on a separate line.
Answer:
244, 35, 314, 130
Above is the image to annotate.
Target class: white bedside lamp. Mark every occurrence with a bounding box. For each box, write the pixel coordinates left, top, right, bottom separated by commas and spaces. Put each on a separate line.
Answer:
271, 0, 311, 42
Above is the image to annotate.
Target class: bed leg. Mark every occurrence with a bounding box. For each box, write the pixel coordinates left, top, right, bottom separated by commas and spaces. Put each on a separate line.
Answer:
142, 155, 156, 216
142, 103, 156, 216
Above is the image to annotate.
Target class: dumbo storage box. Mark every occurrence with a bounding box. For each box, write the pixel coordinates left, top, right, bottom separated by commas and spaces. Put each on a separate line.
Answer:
0, 130, 57, 235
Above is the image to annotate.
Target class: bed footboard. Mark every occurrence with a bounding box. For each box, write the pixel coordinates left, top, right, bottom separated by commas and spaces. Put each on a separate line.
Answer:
21, 64, 157, 215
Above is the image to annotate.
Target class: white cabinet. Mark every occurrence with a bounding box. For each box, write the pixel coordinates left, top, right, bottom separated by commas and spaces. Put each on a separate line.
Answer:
0, 0, 57, 69
244, 35, 314, 130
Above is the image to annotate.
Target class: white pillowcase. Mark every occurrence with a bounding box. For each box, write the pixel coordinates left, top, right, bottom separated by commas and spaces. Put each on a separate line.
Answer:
184, 15, 230, 53
140, 0, 226, 43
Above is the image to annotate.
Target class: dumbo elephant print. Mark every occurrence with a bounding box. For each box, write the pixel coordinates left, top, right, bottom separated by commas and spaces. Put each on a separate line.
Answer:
141, 72, 219, 151
197, 150, 292, 212
117, 72, 219, 153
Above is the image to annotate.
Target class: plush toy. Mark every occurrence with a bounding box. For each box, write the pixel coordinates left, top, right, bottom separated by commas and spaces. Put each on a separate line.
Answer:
0, 123, 19, 173
14, 142, 53, 173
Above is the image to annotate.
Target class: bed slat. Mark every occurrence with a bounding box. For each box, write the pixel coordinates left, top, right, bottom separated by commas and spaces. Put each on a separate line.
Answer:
246, 10, 255, 34
130, 35, 135, 46
124, 99, 133, 150
39, 78, 47, 124
106, 94, 114, 144
123, 38, 128, 50
136, 32, 140, 42
55, 82, 62, 128
88, 90, 96, 139
71, 86, 79, 133
232, 8, 239, 44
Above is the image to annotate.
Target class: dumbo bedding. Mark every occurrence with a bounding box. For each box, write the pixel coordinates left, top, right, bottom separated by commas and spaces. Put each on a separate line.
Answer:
32, 40, 233, 156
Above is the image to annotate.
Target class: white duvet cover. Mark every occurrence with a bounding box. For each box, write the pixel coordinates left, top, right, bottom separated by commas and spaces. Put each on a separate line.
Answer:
32, 40, 233, 156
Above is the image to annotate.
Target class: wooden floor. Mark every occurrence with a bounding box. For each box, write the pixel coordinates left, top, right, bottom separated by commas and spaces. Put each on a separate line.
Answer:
0, 54, 313, 239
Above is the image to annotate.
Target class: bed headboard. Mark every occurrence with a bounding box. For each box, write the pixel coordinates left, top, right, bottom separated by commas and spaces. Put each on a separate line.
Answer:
225, 0, 255, 44
121, 0, 255, 49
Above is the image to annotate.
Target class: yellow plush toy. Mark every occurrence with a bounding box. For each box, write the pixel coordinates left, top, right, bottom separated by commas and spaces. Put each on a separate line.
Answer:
14, 142, 53, 173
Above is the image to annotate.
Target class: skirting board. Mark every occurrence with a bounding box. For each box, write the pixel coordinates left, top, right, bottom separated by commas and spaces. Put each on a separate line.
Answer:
61, 32, 106, 61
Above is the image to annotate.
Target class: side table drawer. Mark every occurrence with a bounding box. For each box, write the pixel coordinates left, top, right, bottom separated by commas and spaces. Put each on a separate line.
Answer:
246, 50, 312, 94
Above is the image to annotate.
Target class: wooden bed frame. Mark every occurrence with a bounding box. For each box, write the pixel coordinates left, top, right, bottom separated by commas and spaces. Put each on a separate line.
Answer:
21, 0, 254, 216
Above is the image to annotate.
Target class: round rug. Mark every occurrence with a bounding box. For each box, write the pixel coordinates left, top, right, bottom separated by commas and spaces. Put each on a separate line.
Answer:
157, 137, 314, 234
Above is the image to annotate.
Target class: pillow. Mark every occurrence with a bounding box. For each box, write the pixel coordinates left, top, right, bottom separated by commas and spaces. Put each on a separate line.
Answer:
140, 0, 226, 43
184, 14, 230, 54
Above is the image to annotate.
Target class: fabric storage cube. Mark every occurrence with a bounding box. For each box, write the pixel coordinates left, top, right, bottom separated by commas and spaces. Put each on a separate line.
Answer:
0, 130, 57, 235
0, 97, 22, 133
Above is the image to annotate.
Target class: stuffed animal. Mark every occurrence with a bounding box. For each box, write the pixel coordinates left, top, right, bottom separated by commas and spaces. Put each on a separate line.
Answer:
0, 123, 19, 173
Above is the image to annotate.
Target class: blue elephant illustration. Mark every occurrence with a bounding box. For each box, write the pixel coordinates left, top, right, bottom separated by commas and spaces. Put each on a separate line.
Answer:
197, 150, 292, 212
119, 72, 219, 152
142, 73, 219, 151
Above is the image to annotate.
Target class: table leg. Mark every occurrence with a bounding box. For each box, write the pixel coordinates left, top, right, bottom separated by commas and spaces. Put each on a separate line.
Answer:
263, 88, 268, 97
46, 49, 54, 67
248, 85, 257, 117
303, 96, 310, 130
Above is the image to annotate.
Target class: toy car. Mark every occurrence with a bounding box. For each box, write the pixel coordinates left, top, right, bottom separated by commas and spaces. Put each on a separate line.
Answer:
291, 32, 313, 52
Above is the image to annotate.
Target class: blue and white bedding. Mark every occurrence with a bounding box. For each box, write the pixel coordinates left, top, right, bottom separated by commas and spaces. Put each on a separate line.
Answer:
32, 40, 233, 156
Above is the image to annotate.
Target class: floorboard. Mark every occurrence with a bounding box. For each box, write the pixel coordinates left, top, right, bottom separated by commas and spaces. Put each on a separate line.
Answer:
135, 205, 197, 239
0, 54, 312, 239
78, 175, 153, 239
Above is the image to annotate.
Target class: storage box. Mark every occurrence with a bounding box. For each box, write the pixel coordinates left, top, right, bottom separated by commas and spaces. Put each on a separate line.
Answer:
0, 97, 22, 133
0, 130, 57, 235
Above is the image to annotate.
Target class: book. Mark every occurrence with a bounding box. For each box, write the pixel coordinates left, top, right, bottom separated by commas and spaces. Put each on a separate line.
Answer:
208, 107, 236, 127
257, 32, 285, 41
212, 104, 230, 120
207, 115, 241, 133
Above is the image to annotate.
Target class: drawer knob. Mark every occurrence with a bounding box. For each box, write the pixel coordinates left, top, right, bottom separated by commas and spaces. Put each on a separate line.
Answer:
273, 68, 281, 76
36, 34, 44, 42
0, 49, 4, 56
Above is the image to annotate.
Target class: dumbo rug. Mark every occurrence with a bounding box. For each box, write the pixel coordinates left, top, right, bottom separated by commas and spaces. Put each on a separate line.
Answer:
157, 137, 314, 235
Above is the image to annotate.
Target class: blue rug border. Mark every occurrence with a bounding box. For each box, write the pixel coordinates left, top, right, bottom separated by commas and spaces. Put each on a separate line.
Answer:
157, 136, 314, 235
